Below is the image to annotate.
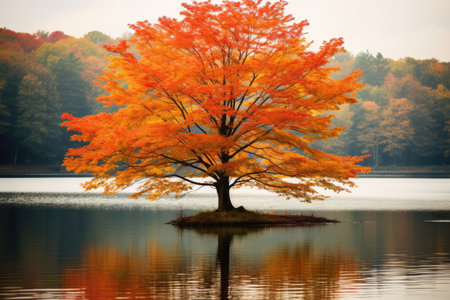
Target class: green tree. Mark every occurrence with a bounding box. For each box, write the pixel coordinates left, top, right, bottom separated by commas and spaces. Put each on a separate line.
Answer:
357, 84, 389, 106
0, 47, 28, 163
0, 80, 10, 134
0, 28, 111, 165
354, 51, 389, 86
14, 66, 61, 163
61, 37, 108, 58
35, 42, 91, 117
316, 104, 355, 156
317, 52, 449, 166
84, 31, 112, 45
59, 37, 110, 113
389, 57, 417, 78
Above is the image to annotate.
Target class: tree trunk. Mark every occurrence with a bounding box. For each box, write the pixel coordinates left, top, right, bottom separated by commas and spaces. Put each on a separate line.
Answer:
13, 146, 18, 165
215, 176, 234, 212
375, 142, 379, 169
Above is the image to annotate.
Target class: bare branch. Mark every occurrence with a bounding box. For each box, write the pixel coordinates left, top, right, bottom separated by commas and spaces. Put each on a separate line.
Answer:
164, 174, 214, 186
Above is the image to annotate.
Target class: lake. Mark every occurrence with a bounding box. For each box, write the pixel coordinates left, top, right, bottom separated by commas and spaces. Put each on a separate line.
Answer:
0, 177, 449, 299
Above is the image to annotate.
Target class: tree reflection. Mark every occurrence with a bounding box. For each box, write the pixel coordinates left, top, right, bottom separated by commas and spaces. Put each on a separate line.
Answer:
4, 209, 450, 299
217, 231, 231, 300
190, 227, 262, 300
61, 227, 360, 299
257, 245, 360, 299
62, 241, 179, 299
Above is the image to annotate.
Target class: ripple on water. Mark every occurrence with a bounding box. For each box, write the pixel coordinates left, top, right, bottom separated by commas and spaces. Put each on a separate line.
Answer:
0, 287, 86, 300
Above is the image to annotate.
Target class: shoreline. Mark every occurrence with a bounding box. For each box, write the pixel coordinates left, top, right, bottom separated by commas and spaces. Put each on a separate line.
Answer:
1, 164, 450, 178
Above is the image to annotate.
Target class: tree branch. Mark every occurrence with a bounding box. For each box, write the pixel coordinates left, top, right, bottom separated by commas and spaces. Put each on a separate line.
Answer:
164, 174, 214, 186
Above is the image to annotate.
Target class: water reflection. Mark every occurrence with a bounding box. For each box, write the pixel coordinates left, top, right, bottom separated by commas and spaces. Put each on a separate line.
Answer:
187, 227, 265, 300
62, 242, 180, 299
188, 227, 361, 299
55, 226, 360, 299
0, 206, 450, 299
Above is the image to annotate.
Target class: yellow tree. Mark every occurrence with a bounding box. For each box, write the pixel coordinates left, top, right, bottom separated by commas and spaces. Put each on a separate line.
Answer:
62, 0, 369, 211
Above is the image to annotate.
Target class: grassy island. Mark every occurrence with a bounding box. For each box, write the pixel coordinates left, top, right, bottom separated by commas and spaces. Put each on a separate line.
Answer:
167, 207, 338, 227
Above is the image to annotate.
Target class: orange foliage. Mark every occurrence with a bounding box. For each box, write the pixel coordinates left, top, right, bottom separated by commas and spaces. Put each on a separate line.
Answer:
61, 0, 369, 206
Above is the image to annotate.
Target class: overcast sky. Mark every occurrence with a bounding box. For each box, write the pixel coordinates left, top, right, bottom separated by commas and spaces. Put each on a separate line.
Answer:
2, 0, 449, 61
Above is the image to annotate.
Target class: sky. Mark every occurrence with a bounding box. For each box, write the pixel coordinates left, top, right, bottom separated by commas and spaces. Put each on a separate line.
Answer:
1, 0, 449, 61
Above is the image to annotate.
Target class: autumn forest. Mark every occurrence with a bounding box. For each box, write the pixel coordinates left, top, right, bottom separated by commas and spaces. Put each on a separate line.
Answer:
0, 27, 449, 169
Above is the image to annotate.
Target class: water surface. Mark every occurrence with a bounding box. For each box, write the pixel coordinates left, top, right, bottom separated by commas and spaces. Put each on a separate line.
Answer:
0, 177, 449, 211
0, 178, 449, 299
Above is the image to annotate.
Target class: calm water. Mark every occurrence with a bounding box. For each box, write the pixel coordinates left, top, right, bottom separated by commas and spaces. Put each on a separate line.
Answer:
0, 178, 450, 299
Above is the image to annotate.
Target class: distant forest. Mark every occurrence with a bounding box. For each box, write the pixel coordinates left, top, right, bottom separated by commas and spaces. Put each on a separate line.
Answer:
0, 28, 449, 168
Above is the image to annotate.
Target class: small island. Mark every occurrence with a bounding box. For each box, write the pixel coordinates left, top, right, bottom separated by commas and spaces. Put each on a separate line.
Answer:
167, 207, 338, 227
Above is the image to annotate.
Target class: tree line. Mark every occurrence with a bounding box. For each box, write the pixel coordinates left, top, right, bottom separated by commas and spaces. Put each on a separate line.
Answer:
0, 28, 449, 168
318, 52, 450, 167
0, 28, 117, 165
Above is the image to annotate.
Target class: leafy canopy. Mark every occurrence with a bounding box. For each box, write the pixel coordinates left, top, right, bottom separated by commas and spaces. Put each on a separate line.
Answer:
62, 0, 369, 202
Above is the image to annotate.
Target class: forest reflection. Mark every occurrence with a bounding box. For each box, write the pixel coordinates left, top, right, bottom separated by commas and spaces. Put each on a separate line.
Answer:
2, 208, 450, 299
61, 226, 360, 299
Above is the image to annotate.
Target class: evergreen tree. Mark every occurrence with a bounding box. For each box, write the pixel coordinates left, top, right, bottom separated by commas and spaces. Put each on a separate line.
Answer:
14, 66, 61, 163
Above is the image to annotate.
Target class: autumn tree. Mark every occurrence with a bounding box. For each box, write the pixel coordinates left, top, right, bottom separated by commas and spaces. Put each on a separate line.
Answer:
384, 73, 444, 164
431, 84, 450, 157
379, 98, 415, 162
62, 0, 369, 211
355, 96, 415, 167
0, 28, 44, 53
46, 30, 69, 43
